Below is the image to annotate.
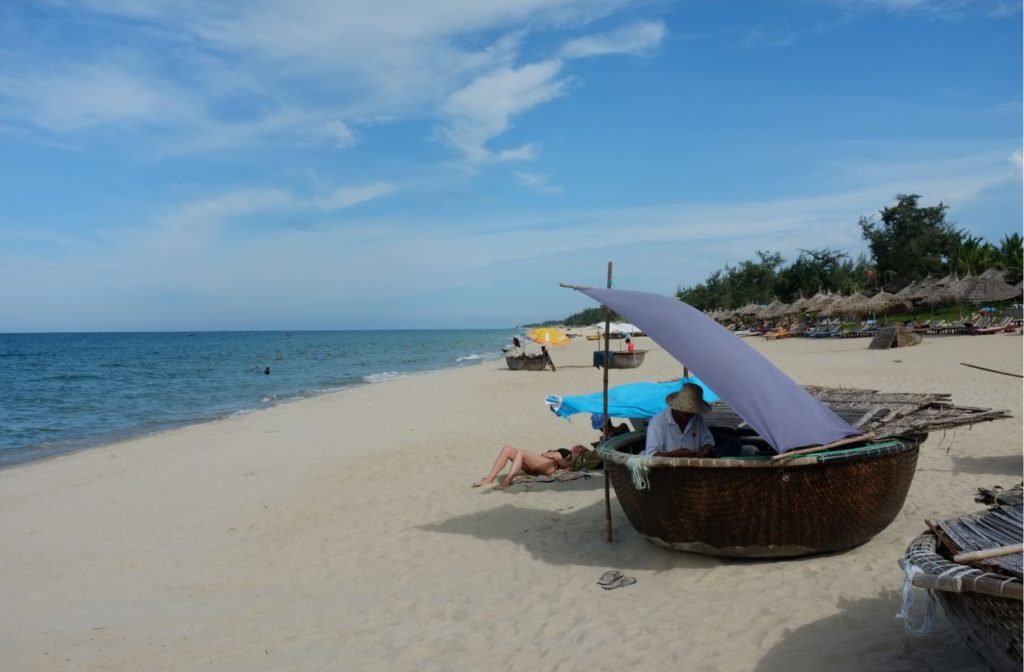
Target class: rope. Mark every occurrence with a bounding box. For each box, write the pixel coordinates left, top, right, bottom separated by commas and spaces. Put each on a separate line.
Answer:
626, 456, 650, 490
897, 562, 936, 636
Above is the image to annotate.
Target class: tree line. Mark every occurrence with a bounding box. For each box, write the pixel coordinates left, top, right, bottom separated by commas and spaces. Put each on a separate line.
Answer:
675, 194, 1022, 311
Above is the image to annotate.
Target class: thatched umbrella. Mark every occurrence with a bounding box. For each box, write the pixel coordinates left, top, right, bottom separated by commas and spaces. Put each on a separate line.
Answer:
821, 293, 856, 318
757, 300, 786, 321
843, 292, 872, 316
979, 267, 1008, 282
939, 275, 976, 305
894, 279, 931, 302
788, 295, 811, 314
867, 290, 910, 315
919, 282, 949, 307
961, 274, 1018, 304
779, 300, 801, 317
806, 291, 836, 313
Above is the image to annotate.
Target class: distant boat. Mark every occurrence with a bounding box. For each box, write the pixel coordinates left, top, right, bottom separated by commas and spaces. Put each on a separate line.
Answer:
505, 354, 550, 371
593, 350, 647, 369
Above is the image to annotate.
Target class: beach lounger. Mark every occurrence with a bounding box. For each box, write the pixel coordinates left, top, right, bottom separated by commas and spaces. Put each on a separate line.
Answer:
970, 317, 1014, 335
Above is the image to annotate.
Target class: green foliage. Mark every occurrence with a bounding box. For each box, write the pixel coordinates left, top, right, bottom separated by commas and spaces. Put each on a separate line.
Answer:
947, 235, 1000, 276
557, 306, 622, 327
998, 233, 1023, 284
555, 193, 1019, 322
676, 248, 870, 310
776, 248, 871, 300
859, 194, 961, 281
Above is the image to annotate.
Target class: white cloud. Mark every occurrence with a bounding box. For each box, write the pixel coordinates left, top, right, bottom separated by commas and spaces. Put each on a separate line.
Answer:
1011, 149, 1022, 174
316, 182, 394, 211
2, 148, 1016, 330
2, 1, 648, 164
321, 119, 356, 148
440, 60, 568, 162
736, 28, 796, 49
0, 62, 199, 132
561, 21, 666, 59
494, 144, 539, 162
514, 170, 563, 194
824, 0, 1020, 19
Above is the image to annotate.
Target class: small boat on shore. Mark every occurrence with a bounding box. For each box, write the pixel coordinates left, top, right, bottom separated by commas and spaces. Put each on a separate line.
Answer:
601, 429, 920, 557
505, 354, 550, 371
899, 485, 1022, 672
592, 350, 647, 369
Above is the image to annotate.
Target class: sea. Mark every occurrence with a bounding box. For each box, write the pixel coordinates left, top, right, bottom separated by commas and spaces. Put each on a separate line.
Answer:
0, 329, 513, 467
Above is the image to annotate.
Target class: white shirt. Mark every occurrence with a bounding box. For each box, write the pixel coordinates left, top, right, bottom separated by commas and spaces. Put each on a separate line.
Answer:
644, 408, 714, 456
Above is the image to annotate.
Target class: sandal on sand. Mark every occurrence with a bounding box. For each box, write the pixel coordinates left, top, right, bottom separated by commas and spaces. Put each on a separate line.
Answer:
597, 570, 623, 586
601, 575, 637, 590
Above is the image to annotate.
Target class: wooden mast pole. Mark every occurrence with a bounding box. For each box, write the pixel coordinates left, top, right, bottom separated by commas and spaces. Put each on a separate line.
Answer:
602, 261, 614, 543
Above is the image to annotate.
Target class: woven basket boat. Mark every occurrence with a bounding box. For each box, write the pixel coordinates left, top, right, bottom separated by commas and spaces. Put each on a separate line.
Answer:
900, 491, 1023, 672
599, 431, 921, 558
505, 354, 548, 371
594, 350, 647, 369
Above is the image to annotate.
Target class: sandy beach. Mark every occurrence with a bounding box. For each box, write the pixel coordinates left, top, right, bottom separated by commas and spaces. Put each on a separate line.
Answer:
0, 331, 1020, 671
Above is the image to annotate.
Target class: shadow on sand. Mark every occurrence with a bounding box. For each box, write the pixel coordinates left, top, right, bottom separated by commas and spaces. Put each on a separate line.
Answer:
418, 497, 720, 572
951, 454, 1024, 477
753, 591, 987, 672
419, 492, 847, 574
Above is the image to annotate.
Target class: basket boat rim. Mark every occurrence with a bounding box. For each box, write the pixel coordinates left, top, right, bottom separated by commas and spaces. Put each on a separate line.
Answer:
902, 529, 1023, 600
597, 430, 919, 469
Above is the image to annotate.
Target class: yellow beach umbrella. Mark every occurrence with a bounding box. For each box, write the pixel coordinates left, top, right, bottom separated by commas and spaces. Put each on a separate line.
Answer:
527, 327, 570, 346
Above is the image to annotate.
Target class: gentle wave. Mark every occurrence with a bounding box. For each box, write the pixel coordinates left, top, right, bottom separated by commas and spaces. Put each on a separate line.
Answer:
0, 329, 511, 466
363, 371, 410, 384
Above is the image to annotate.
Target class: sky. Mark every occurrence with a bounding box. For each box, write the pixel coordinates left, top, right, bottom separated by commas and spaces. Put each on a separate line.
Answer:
1, 0, 1021, 332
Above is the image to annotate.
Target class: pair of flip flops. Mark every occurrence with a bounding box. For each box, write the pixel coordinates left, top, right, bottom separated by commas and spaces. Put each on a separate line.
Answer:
597, 570, 636, 590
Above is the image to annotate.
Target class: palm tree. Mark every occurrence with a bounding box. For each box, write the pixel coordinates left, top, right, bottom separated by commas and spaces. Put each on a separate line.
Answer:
999, 233, 1023, 284
947, 235, 999, 276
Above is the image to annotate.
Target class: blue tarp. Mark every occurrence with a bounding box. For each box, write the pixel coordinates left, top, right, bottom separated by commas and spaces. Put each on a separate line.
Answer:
576, 288, 858, 453
546, 376, 718, 420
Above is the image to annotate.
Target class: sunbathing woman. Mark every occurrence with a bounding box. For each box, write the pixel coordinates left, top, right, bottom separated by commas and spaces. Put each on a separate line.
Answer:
473, 444, 587, 489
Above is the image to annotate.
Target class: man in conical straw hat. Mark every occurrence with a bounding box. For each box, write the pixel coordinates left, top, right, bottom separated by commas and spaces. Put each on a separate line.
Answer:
644, 382, 716, 457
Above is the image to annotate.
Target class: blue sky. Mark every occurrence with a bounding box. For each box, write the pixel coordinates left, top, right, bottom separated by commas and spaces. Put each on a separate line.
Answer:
1, 0, 1020, 331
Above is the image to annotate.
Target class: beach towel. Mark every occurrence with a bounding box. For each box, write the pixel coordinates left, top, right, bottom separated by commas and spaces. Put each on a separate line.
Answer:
509, 469, 592, 486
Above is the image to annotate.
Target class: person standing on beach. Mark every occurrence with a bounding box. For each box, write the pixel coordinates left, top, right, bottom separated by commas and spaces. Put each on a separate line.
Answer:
541, 345, 556, 371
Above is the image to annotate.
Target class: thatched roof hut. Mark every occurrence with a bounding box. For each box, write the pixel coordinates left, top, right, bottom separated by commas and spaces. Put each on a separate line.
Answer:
805, 291, 837, 313
788, 295, 810, 314
927, 275, 971, 306
867, 290, 911, 314
894, 280, 920, 301
979, 267, 1008, 282
820, 292, 867, 317
757, 300, 787, 320
844, 292, 872, 316
961, 274, 1019, 304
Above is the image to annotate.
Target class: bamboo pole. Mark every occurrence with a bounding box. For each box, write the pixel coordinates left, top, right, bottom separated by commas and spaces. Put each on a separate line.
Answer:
959, 362, 1024, 379
911, 571, 1024, 601
602, 262, 614, 544
770, 433, 875, 461
953, 543, 1024, 564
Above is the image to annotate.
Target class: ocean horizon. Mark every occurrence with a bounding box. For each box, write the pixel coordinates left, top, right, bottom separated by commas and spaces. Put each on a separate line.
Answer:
0, 329, 514, 467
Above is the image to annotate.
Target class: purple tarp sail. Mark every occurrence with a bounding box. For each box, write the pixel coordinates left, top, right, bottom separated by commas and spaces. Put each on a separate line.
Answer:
577, 288, 858, 453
